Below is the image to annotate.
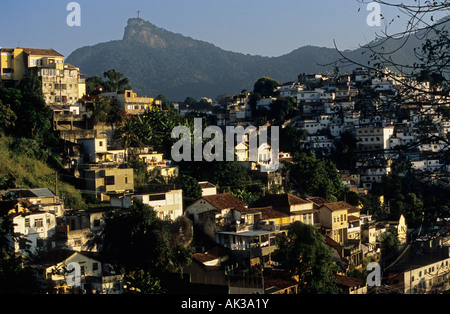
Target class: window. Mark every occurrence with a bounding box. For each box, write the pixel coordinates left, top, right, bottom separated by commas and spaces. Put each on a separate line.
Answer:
99, 141, 103, 147
25, 218, 30, 228
105, 176, 115, 185
93, 263, 99, 271
34, 218, 43, 228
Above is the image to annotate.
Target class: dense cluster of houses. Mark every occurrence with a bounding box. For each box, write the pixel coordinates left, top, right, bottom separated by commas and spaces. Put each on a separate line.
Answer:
1, 47, 450, 294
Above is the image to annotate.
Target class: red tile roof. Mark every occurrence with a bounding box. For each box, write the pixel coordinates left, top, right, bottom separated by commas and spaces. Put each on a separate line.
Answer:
321, 201, 356, 212
202, 193, 248, 211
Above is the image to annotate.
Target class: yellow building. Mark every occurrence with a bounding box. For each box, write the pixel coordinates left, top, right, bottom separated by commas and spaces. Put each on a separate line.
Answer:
319, 201, 352, 245
1, 47, 86, 105
101, 89, 162, 114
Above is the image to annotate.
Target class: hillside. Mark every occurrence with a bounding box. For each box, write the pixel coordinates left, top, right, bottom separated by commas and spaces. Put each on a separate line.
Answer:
0, 136, 85, 209
67, 17, 449, 100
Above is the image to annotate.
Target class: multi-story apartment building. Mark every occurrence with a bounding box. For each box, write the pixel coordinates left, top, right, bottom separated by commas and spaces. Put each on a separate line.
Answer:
356, 126, 395, 152
0, 47, 86, 105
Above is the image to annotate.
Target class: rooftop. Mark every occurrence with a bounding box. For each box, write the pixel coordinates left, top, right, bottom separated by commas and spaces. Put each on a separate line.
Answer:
202, 193, 248, 212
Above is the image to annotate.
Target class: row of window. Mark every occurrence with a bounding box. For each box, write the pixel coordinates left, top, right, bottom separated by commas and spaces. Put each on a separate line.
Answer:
411, 261, 450, 282
24, 217, 50, 228
333, 214, 347, 223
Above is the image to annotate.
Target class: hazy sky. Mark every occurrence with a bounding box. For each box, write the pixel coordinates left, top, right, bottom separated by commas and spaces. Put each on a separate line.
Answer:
1, 0, 414, 58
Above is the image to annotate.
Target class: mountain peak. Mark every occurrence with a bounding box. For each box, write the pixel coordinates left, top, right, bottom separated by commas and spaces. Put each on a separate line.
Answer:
123, 17, 197, 49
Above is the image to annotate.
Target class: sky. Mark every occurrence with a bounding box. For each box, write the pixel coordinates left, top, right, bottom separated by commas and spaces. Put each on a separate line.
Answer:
0, 0, 418, 58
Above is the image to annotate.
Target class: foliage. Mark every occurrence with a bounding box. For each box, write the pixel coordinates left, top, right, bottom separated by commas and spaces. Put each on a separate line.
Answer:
279, 124, 307, 155
113, 108, 187, 157
276, 222, 341, 294
289, 153, 346, 201
174, 174, 202, 199
88, 97, 125, 124
0, 135, 85, 209
124, 271, 165, 294
0, 99, 16, 132
0, 252, 41, 294
0, 77, 55, 145
253, 77, 279, 98
330, 130, 359, 171
269, 96, 298, 124
102, 200, 193, 275
103, 69, 132, 92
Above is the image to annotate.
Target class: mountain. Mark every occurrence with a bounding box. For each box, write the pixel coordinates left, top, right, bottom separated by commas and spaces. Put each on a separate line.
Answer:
66, 17, 449, 100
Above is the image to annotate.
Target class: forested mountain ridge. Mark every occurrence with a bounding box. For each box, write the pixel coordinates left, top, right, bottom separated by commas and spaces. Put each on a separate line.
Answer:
67, 17, 449, 100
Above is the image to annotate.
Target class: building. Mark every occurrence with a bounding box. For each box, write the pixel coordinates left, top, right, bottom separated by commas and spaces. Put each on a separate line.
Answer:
109, 189, 184, 221
356, 126, 395, 152
251, 194, 318, 226
100, 90, 162, 115
185, 193, 249, 225
3, 188, 65, 217
82, 166, 134, 201
198, 181, 217, 196
0, 201, 57, 256
386, 239, 450, 294
319, 201, 363, 267
35, 250, 123, 294
1, 47, 86, 105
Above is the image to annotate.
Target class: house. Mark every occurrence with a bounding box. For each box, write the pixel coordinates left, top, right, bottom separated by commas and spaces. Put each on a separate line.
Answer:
134, 189, 183, 221
385, 239, 450, 294
185, 193, 249, 225
251, 194, 318, 226
3, 188, 65, 217
109, 189, 184, 221
257, 206, 291, 230
77, 137, 126, 164
198, 181, 217, 196
319, 201, 363, 267
82, 166, 134, 201
56, 208, 107, 252
34, 249, 123, 294
319, 201, 354, 244
100, 89, 161, 114
0, 200, 57, 256
215, 228, 282, 266
356, 126, 395, 152
335, 274, 367, 294
130, 147, 178, 178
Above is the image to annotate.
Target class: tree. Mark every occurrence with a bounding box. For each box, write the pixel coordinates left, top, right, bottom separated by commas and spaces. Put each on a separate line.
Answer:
253, 77, 279, 98
102, 200, 193, 276
270, 96, 298, 124
0, 252, 41, 294
276, 222, 341, 294
289, 153, 346, 201
279, 124, 307, 155
175, 174, 202, 199
0, 99, 17, 133
0, 77, 54, 144
85, 75, 104, 95
103, 69, 132, 92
